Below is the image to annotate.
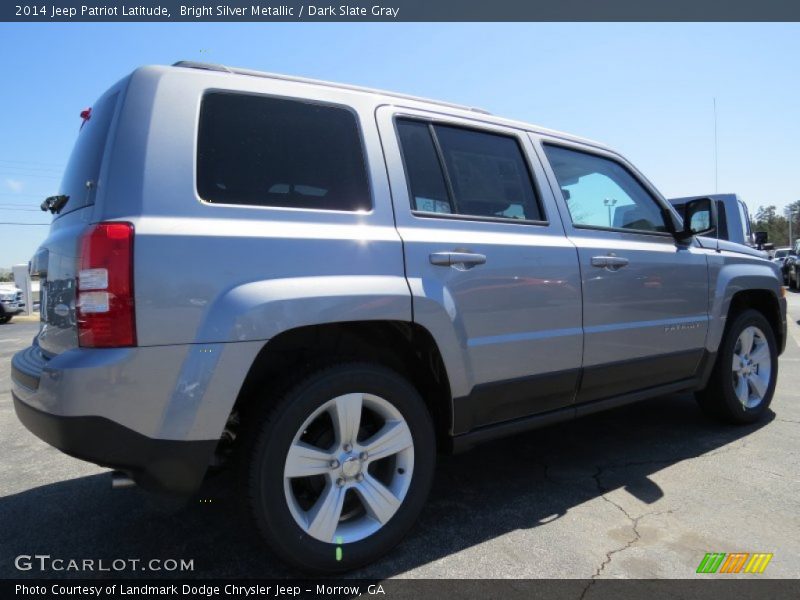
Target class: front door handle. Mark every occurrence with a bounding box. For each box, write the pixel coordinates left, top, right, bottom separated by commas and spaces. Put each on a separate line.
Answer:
430, 251, 487, 268
591, 255, 629, 271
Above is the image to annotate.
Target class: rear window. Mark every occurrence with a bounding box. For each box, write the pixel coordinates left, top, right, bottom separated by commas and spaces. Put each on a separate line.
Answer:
58, 92, 119, 216
197, 93, 371, 212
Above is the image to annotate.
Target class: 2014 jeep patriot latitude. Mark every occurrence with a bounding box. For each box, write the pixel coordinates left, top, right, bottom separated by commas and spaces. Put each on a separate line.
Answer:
11, 62, 787, 572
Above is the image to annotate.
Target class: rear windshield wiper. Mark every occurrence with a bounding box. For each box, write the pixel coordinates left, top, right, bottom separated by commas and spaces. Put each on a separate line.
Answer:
40, 195, 69, 214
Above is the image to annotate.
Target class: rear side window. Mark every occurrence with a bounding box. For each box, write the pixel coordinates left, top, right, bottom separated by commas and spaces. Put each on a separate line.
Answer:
58, 92, 119, 216
397, 119, 543, 222
197, 93, 371, 211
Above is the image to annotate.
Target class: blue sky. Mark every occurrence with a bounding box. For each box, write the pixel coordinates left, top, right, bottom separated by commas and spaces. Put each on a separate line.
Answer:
0, 22, 798, 267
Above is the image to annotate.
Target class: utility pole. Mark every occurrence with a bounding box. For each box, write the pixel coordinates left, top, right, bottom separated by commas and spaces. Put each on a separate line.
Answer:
604, 198, 617, 226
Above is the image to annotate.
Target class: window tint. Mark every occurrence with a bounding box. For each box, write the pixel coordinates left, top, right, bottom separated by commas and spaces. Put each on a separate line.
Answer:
397, 119, 543, 222
544, 145, 667, 233
397, 120, 452, 214
197, 93, 370, 211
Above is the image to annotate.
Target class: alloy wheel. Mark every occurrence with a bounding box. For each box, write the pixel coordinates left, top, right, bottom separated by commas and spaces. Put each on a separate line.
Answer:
731, 325, 772, 409
283, 392, 415, 544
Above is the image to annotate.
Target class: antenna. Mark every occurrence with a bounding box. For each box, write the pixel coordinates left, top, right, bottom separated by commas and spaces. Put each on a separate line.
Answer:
713, 97, 721, 253
713, 97, 718, 194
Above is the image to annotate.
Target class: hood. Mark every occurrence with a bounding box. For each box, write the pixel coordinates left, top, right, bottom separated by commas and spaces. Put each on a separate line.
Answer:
696, 237, 769, 259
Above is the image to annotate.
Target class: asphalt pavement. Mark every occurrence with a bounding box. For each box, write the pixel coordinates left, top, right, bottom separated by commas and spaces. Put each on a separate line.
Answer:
1, 296, 798, 579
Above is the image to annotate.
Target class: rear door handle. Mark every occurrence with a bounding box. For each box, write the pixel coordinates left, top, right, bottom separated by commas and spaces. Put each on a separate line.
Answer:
591, 255, 629, 271
430, 251, 487, 268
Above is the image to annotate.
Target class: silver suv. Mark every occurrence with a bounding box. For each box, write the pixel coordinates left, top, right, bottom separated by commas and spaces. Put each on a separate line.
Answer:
11, 62, 787, 572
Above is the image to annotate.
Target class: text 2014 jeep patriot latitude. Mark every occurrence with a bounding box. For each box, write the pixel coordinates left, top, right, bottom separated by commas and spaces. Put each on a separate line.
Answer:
11, 62, 787, 572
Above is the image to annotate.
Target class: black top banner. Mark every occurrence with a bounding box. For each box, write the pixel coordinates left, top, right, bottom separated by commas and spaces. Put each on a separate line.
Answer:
4, 0, 800, 22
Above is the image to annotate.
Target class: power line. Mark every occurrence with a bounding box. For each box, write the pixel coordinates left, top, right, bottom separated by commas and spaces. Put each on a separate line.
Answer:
0, 222, 50, 226
0, 170, 62, 178
0, 158, 65, 168
0, 166, 63, 174
0, 193, 48, 198
0, 172, 60, 180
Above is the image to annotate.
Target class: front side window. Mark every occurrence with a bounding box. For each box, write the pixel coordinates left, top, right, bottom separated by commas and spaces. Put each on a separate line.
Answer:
197, 93, 371, 211
397, 119, 543, 222
544, 144, 667, 233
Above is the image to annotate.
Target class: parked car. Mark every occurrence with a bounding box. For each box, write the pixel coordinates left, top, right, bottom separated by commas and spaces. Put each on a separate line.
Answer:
772, 247, 792, 285
11, 62, 788, 572
785, 254, 800, 290
669, 193, 757, 249
772, 247, 791, 263
0, 284, 23, 324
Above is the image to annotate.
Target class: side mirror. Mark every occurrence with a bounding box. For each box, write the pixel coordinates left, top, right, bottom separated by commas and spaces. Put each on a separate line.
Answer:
754, 231, 769, 246
675, 197, 717, 240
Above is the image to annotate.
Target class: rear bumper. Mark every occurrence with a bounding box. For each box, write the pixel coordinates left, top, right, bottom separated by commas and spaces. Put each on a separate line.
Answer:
10, 343, 218, 495
13, 393, 216, 494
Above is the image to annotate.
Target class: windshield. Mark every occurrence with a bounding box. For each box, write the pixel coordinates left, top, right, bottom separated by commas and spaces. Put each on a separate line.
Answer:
57, 91, 119, 216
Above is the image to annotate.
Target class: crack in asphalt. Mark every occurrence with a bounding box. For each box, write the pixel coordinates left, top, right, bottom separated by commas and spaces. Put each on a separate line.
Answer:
533, 431, 760, 593
579, 466, 677, 600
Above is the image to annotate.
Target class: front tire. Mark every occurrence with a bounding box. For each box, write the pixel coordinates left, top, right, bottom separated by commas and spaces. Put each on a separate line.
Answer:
697, 309, 777, 424
245, 363, 435, 572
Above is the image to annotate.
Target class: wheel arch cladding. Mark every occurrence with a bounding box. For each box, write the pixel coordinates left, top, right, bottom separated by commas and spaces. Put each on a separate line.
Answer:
230, 321, 454, 444
707, 263, 784, 354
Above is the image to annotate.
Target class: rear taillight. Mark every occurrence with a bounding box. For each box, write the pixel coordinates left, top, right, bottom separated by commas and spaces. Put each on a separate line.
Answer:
77, 222, 136, 348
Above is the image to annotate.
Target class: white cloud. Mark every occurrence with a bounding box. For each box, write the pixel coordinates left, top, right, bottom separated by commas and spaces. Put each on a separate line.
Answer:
5, 179, 24, 193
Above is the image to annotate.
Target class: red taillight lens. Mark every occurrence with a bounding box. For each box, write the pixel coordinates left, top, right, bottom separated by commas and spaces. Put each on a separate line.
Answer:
77, 222, 136, 348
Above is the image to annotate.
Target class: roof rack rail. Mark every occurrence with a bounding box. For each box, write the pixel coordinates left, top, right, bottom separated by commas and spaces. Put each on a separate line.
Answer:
171, 60, 491, 116
172, 60, 233, 73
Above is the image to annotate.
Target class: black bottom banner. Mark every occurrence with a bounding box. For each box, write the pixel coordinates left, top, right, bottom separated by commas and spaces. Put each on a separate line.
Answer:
4, 579, 797, 600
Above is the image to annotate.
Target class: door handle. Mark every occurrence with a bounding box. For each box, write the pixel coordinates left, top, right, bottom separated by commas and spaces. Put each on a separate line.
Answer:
430, 251, 487, 268
591, 255, 629, 271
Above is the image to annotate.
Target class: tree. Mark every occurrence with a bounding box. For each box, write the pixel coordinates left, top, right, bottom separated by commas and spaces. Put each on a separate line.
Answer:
786, 200, 800, 247
752, 205, 789, 247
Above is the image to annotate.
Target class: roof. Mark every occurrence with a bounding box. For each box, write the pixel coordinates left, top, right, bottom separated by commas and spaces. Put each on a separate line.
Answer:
170, 61, 608, 150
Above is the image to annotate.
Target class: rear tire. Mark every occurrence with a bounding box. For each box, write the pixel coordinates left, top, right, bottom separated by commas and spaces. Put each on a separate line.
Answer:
696, 309, 777, 424
244, 363, 435, 573
0, 314, 10, 324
